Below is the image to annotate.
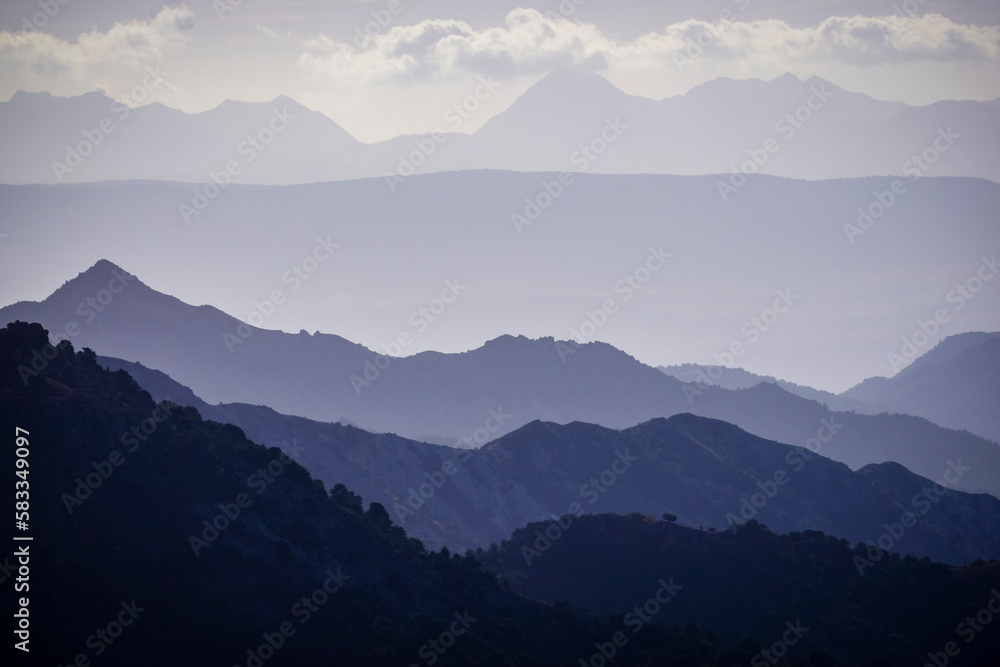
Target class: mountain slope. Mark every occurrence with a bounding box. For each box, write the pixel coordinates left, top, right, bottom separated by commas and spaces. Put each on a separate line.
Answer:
3, 72, 999, 183
3, 172, 998, 393
86, 356, 1000, 564
3, 320, 718, 666
843, 332, 1000, 443
0, 90, 364, 185
479, 514, 1000, 666
5, 258, 1000, 502
7, 321, 998, 666
659, 363, 884, 414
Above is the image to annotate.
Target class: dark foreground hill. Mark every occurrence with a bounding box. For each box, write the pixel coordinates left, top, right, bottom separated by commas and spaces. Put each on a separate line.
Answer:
0, 321, 726, 666
480, 514, 1000, 666
3, 322, 1000, 665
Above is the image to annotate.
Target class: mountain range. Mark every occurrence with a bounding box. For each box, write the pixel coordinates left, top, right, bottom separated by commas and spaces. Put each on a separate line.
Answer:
659, 363, 885, 414
844, 331, 1000, 444
4, 259, 999, 502
4, 320, 1000, 666
479, 514, 1000, 665
2, 171, 998, 393
2, 71, 999, 185
79, 354, 1000, 562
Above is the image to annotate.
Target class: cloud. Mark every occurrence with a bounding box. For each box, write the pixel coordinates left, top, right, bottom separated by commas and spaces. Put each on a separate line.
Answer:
659, 14, 1000, 67
298, 9, 613, 82
0, 5, 194, 78
298, 10, 1000, 82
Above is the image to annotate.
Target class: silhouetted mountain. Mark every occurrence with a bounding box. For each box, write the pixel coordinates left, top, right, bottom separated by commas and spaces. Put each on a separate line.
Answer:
659, 363, 884, 414
479, 514, 1000, 666
3, 72, 999, 183
843, 332, 1000, 443
3, 172, 998, 392
5, 259, 1000, 502
88, 357, 1000, 564
687, 382, 1000, 497
0, 90, 364, 185
9, 321, 1000, 665
3, 320, 745, 666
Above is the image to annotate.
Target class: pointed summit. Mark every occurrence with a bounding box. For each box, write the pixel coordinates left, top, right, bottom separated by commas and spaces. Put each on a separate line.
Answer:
475, 68, 631, 141
53, 259, 139, 295
532, 69, 628, 98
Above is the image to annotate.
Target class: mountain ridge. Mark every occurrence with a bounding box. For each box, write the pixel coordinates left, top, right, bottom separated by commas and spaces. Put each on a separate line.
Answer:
4, 71, 998, 184
91, 347, 1000, 564
5, 257, 1000, 500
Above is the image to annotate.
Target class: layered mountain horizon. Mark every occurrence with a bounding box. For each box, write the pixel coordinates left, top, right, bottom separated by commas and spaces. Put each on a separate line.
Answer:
4, 70, 999, 185
5, 258, 1000, 506
5, 319, 1000, 664
3, 171, 998, 394
4, 3, 999, 662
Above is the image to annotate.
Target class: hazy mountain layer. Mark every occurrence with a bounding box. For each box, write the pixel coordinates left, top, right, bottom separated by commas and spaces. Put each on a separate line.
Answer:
659, 363, 884, 414
96, 354, 1000, 563
3, 72, 998, 184
4, 258, 1000, 501
844, 332, 1000, 443
2, 171, 997, 392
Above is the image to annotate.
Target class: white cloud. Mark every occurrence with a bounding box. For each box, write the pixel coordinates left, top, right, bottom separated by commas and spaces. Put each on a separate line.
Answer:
298, 9, 1000, 83
298, 9, 613, 82
0, 5, 194, 79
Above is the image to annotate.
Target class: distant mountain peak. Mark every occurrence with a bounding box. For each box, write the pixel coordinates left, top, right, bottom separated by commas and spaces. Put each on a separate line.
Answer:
500, 68, 629, 108
774, 71, 802, 82
49, 259, 143, 301
77, 258, 134, 280
9, 90, 51, 102
482, 333, 534, 347
8, 88, 112, 109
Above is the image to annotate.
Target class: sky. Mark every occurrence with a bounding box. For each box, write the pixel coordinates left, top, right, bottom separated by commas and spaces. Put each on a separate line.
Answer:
1, 0, 999, 393
1, 0, 999, 141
